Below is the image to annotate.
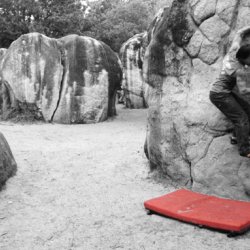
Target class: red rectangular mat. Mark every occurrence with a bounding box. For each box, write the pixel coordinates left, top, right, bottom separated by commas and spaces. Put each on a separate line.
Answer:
144, 189, 250, 234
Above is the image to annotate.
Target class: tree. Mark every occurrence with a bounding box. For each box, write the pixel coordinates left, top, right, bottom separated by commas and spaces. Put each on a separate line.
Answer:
84, 0, 155, 52
0, 0, 38, 47
37, 0, 87, 38
0, 0, 171, 50
0, 0, 88, 48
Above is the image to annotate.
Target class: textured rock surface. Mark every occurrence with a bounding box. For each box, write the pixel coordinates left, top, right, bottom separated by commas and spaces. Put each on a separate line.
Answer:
0, 132, 17, 189
144, 0, 250, 200
0, 48, 7, 114
0, 33, 122, 123
0, 33, 63, 121
0, 48, 7, 68
53, 35, 122, 123
120, 33, 147, 109
216, 0, 238, 25
190, 0, 216, 25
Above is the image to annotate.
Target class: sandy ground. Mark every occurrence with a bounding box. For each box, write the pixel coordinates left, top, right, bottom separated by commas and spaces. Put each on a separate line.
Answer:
0, 105, 250, 250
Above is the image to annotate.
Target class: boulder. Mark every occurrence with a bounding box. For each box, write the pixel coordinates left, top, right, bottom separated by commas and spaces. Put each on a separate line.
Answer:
0, 48, 7, 68
0, 33, 122, 123
0, 132, 17, 189
147, 8, 167, 51
53, 35, 122, 123
144, 0, 250, 200
120, 33, 147, 109
0, 48, 8, 114
0, 33, 63, 121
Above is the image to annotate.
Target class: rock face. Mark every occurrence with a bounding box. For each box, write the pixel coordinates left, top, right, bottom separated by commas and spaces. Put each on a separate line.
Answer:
1, 33, 63, 121
120, 33, 147, 109
0, 132, 17, 189
0, 48, 7, 67
53, 35, 122, 123
0, 33, 122, 123
0, 48, 7, 113
144, 0, 250, 200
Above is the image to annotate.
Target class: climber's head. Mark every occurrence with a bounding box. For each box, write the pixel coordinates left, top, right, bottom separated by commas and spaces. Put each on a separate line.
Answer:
236, 44, 250, 66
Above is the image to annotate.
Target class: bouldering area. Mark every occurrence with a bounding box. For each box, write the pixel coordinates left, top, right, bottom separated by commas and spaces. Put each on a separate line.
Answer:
1, 0, 250, 248
0, 33, 122, 124
1, 105, 250, 249
144, 0, 250, 200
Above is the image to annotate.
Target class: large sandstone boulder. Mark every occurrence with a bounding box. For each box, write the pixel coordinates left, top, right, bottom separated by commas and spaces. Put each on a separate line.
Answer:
0, 33, 122, 123
0, 132, 17, 189
0, 48, 7, 67
120, 33, 147, 109
0, 33, 63, 121
147, 8, 167, 42
53, 35, 122, 123
0, 48, 7, 114
119, 7, 169, 110
144, 0, 250, 200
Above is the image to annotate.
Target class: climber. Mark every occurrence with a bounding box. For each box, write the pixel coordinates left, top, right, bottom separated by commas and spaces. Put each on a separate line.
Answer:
210, 26, 250, 158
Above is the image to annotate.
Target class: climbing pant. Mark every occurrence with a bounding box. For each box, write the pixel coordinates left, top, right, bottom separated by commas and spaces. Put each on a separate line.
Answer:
210, 91, 250, 156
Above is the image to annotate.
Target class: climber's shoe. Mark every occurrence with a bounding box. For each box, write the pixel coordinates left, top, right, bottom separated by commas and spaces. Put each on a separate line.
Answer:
230, 136, 237, 145
240, 150, 250, 158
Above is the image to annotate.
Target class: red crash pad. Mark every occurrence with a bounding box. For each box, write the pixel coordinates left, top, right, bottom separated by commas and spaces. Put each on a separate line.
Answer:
144, 189, 250, 234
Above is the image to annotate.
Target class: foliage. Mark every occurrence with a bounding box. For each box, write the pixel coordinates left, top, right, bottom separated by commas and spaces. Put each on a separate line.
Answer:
0, 0, 35, 47
0, 0, 87, 48
85, 0, 156, 51
0, 0, 171, 51
37, 0, 87, 38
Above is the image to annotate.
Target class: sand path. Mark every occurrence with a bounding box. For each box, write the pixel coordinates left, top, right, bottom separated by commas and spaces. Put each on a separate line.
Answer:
0, 105, 249, 250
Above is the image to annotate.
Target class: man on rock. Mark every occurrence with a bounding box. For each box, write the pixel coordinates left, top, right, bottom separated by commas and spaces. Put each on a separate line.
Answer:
210, 26, 250, 158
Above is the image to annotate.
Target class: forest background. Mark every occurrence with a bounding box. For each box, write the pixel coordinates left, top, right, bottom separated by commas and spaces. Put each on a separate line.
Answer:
0, 0, 167, 52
